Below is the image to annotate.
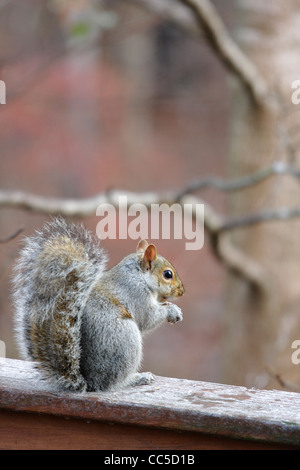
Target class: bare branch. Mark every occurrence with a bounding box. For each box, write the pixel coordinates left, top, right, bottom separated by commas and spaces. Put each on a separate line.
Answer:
177, 161, 300, 198
181, 0, 274, 107
179, 161, 300, 234
0, 188, 272, 294
265, 365, 300, 393
7, 158, 299, 292
3, 160, 300, 216
131, 0, 272, 106
220, 206, 300, 233
0, 226, 24, 243
217, 232, 273, 294
0, 188, 170, 217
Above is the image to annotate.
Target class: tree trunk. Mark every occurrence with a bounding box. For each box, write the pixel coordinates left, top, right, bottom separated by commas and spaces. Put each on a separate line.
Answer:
223, 0, 300, 389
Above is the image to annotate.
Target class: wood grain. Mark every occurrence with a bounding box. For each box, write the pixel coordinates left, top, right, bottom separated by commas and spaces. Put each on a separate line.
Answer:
0, 358, 300, 449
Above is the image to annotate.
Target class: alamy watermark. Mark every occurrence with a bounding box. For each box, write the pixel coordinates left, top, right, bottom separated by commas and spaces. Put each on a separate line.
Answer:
291, 80, 300, 104
0, 340, 6, 358
289, 78, 300, 363
95, 195, 204, 250
291, 340, 300, 365
0, 80, 6, 104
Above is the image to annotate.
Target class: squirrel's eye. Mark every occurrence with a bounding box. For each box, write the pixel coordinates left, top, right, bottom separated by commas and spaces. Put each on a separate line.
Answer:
163, 269, 173, 280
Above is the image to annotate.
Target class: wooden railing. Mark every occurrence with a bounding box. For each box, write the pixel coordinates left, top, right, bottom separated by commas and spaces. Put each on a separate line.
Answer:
0, 357, 299, 450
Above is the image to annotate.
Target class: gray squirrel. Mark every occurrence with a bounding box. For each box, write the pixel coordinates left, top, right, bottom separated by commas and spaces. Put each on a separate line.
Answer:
12, 217, 184, 392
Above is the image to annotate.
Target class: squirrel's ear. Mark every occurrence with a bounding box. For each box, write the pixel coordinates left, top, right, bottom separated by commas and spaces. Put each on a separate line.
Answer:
142, 244, 157, 269
136, 239, 148, 253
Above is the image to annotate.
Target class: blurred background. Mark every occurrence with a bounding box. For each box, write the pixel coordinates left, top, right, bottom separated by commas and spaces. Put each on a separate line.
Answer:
0, 0, 299, 390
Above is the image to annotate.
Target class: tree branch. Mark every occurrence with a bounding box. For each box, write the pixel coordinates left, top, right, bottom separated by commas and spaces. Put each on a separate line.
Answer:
0, 187, 272, 294
265, 365, 300, 393
216, 232, 273, 294
5, 159, 298, 292
176, 161, 300, 198
0, 188, 169, 217
220, 206, 300, 233
130, 0, 272, 107
180, 0, 272, 106
0, 226, 24, 243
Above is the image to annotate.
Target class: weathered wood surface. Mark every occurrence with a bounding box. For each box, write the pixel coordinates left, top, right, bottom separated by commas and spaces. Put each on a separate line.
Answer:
0, 357, 300, 449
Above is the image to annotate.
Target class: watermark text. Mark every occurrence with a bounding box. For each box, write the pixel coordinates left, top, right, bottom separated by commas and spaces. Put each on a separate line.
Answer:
291, 340, 300, 365
96, 195, 204, 250
0, 80, 6, 104
0, 340, 6, 358
291, 80, 300, 104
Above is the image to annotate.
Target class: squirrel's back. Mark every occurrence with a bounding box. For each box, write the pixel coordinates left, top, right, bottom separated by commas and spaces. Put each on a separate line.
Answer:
13, 217, 107, 391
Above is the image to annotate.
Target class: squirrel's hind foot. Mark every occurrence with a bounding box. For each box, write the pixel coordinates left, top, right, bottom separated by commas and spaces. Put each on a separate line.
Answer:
127, 372, 155, 387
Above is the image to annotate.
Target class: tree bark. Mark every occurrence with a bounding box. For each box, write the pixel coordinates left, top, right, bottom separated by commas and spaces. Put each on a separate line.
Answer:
223, 0, 300, 389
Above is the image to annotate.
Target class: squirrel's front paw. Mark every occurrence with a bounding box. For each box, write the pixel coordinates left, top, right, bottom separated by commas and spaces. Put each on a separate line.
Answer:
165, 303, 183, 324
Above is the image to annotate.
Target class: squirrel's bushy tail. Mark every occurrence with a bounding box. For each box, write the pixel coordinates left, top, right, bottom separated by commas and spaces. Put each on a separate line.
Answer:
12, 217, 107, 391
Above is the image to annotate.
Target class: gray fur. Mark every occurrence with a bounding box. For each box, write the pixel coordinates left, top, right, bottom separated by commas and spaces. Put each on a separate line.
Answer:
12, 218, 184, 392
